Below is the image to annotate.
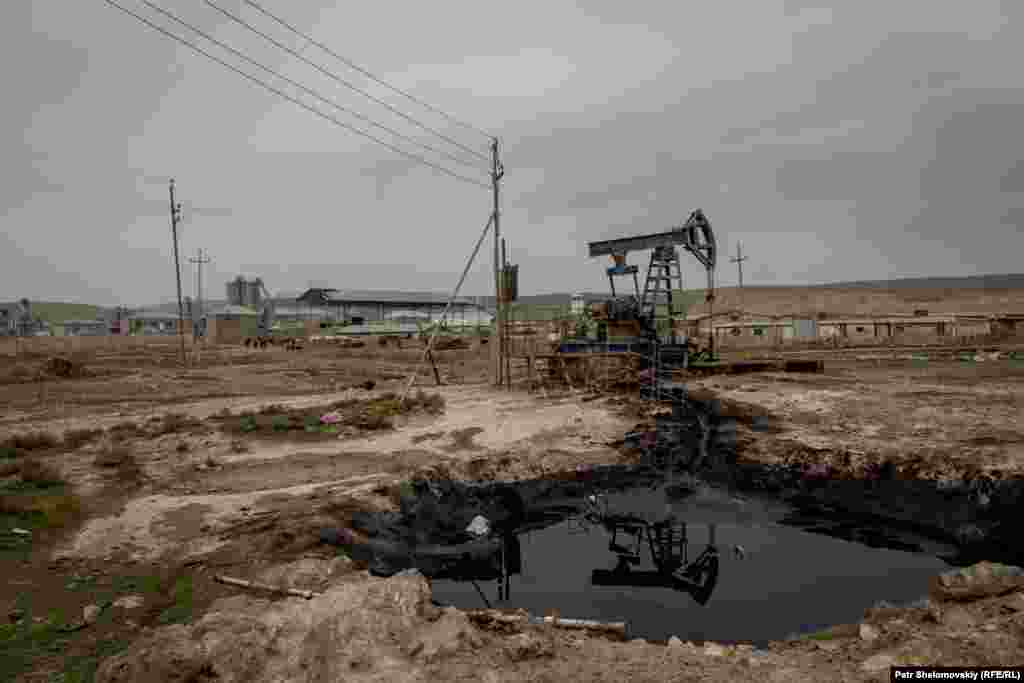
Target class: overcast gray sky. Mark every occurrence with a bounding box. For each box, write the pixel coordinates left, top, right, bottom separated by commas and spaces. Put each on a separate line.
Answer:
3, 1, 1024, 306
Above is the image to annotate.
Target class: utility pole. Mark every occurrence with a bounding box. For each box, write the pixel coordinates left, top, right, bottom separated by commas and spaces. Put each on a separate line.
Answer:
502, 237, 511, 390
189, 248, 211, 341
730, 241, 748, 314
491, 138, 505, 388
730, 242, 748, 290
169, 180, 187, 366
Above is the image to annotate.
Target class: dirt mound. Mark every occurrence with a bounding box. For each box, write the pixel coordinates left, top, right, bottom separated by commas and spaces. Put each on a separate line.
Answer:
43, 356, 88, 379
95, 572, 486, 682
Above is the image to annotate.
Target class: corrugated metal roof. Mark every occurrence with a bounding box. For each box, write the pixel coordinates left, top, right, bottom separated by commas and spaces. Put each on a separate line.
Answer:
129, 311, 182, 321
326, 290, 480, 306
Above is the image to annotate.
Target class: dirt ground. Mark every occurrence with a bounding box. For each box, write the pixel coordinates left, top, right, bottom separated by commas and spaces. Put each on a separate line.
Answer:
2, 339, 1023, 681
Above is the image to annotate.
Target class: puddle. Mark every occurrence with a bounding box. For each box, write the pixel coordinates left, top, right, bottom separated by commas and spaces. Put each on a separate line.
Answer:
426, 482, 951, 646
319, 387, 1019, 646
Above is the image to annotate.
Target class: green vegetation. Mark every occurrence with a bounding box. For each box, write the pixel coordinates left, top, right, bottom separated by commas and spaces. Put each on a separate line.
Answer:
26, 302, 100, 326
156, 575, 194, 625
271, 415, 290, 432
0, 609, 75, 681
239, 415, 258, 433
3, 573, 165, 682
804, 630, 837, 641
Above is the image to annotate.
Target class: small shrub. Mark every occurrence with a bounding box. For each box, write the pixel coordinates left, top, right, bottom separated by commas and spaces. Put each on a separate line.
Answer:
271, 415, 290, 432
63, 428, 103, 450
239, 416, 258, 433
159, 412, 200, 435
93, 446, 133, 469
108, 422, 141, 443
304, 415, 321, 433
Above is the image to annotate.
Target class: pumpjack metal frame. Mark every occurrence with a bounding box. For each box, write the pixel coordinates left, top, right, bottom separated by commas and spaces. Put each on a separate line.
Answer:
587, 209, 718, 353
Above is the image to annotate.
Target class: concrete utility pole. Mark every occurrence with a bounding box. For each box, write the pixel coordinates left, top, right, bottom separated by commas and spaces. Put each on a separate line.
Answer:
188, 248, 211, 318
189, 248, 211, 341
169, 179, 187, 367
491, 138, 505, 388
730, 242, 748, 290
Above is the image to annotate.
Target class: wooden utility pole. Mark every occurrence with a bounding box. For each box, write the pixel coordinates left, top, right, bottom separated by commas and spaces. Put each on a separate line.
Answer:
491, 138, 505, 388
169, 179, 186, 367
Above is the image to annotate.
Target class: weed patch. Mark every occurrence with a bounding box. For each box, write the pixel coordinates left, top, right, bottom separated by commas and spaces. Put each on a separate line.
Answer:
92, 447, 143, 483
156, 575, 194, 625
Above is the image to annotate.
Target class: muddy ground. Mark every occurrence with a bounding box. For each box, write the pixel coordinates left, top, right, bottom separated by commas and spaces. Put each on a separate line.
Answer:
1, 340, 1023, 681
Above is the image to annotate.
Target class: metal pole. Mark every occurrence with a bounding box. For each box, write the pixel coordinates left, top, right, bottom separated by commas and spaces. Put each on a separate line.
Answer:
188, 248, 210, 339
169, 179, 186, 367
707, 268, 715, 360
491, 138, 504, 387
502, 238, 511, 390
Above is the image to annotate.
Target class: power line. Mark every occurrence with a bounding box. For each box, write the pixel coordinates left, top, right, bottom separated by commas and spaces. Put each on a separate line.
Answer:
142, 0, 487, 174
103, 0, 490, 190
203, 0, 492, 166
243, 0, 493, 142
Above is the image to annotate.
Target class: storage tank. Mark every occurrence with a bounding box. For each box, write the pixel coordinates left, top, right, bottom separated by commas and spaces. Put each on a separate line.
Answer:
246, 279, 262, 309
225, 277, 246, 306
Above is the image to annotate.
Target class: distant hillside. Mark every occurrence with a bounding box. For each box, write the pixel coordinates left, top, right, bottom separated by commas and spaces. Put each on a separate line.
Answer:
804, 273, 1024, 291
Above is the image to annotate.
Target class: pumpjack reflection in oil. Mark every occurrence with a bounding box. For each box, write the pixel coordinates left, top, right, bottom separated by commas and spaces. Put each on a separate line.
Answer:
580, 495, 721, 606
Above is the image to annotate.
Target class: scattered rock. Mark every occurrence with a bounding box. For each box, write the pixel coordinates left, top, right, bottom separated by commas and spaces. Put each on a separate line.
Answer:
98, 573, 435, 682
981, 623, 999, 632
703, 642, 727, 657
815, 640, 842, 652
83, 604, 102, 624
465, 515, 491, 538
409, 607, 483, 663
11, 528, 31, 536
941, 606, 977, 631
113, 595, 144, 610
859, 623, 880, 642
502, 631, 555, 662
861, 652, 899, 672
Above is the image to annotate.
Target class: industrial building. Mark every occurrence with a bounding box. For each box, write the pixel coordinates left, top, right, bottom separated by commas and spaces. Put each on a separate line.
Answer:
60, 319, 109, 336
683, 309, 1024, 348
295, 288, 492, 325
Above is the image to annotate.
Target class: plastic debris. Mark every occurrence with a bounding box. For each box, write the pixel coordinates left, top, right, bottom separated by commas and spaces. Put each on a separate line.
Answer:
320, 412, 342, 425
465, 515, 491, 538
